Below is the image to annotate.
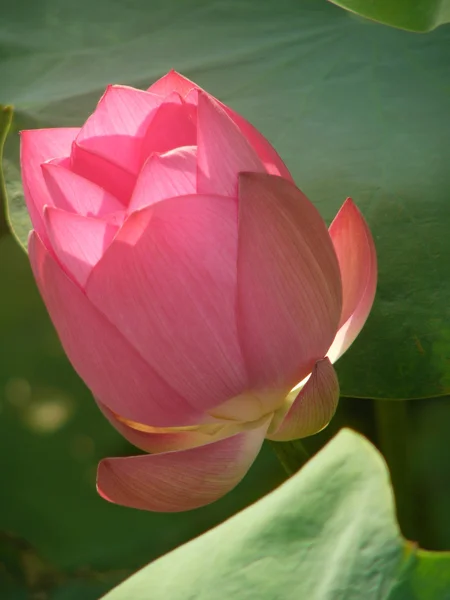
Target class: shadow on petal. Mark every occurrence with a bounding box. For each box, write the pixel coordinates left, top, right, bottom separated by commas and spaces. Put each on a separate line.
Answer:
97, 400, 250, 455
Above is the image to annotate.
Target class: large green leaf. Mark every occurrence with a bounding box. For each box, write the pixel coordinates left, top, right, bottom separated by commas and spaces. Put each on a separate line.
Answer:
102, 429, 450, 600
329, 0, 450, 32
2, 0, 449, 400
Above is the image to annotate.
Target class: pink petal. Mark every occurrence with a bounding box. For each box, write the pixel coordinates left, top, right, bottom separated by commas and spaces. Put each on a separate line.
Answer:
182, 87, 199, 125
221, 105, 294, 182
42, 161, 123, 217
97, 420, 268, 512
237, 173, 342, 391
20, 128, 80, 243
70, 142, 136, 205
147, 70, 198, 98
148, 72, 291, 181
267, 358, 340, 441
184, 87, 200, 109
86, 194, 248, 413
97, 401, 244, 454
140, 91, 197, 162
75, 85, 161, 175
197, 91, 265, 197
327, 199, 377, 363
148, 73, 292, 181
128, 146, 197, 211
44, 207, 119, 288
28, 231, 204, 427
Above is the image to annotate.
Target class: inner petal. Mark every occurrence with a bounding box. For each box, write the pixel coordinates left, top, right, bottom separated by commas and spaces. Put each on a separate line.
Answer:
75, 85, 161, 175
147, 71, 199, 98
70, 142, 136, 205
42, 159, 124, 219
44, 207, 119, 288
140, 91, 197, 164
128, 146, 197, 211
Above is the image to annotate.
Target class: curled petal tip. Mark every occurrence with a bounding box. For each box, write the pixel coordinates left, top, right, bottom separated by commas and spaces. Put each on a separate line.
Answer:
327, 198, 377, 363
267, 358, 340, 442
96, 423, 268, 512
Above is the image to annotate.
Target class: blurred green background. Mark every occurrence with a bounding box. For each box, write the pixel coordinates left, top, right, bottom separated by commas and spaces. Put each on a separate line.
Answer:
1, 0, 450, 597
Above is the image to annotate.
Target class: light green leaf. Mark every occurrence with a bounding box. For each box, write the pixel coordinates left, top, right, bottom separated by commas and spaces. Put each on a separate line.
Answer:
329, 0, 450, 32
103, 429, 450, 600
2, 2, 450, 398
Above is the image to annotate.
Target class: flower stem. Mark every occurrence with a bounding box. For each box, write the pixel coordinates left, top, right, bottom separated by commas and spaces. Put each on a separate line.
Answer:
373, 399, 417, 540
269, 439, 310, 477
0, 105, 13, 238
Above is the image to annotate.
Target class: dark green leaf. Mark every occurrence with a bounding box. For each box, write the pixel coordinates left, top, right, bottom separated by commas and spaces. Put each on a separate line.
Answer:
0, 531, 129, 599
329, 0, 450, 32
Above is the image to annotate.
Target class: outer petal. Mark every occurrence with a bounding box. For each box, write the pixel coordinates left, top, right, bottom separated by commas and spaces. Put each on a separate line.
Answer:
237, 173, 342, 390
222, 105, 293, 182
20, 128, 80, 243
97, 401, 248, 454
86, 194, 248, 413
327, 198, 377, 363
75, 85, 161, 175
44, 207, 119, 288
197, 91, 265, 197
267, 358, 339, 441
140, 92, 197, 162
128, 146, 197, 211
97, 420, 269, 512
42, 161, 123, 217
28, 231, 205, 427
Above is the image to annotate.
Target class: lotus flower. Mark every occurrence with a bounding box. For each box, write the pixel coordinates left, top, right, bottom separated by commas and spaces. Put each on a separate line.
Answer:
21, 71, 376, 512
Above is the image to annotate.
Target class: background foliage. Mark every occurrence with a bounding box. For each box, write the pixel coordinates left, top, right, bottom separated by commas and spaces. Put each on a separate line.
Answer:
1, 0, 450, 597
329, 0, 450, 32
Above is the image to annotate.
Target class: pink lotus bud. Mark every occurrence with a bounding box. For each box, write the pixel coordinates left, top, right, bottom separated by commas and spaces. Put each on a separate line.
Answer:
21, 71, 377, 511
